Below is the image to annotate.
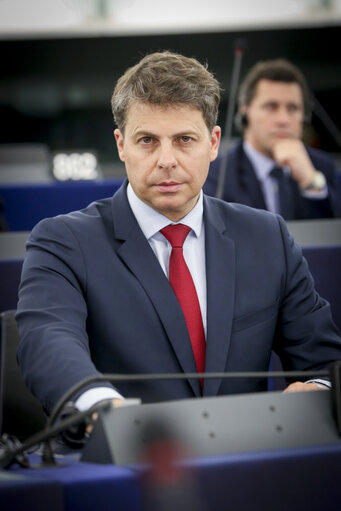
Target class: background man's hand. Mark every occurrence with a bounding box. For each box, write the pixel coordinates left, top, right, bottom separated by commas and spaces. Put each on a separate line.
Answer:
272, 139, 316, 188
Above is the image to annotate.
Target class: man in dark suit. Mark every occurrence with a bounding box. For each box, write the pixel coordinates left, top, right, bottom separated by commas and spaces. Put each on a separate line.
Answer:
16, 52, 341, 416
204, 59, 341, 219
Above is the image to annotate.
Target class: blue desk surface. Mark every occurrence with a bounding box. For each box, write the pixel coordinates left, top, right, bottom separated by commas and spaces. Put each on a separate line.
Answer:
0, 179, 123, 231
5, 455, 141, 511
3, 442, 341, 511
0, 470, 63, 510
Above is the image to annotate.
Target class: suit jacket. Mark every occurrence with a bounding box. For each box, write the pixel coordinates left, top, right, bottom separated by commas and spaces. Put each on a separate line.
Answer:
16, 181, 341, 413
204, 140, 341, 219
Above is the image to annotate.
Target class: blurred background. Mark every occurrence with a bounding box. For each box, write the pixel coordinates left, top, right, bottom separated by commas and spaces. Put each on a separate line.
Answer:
0, 0, 341, 180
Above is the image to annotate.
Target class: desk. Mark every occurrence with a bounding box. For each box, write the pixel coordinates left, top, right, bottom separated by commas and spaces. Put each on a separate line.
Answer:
0, 231, 28, 259
0, 232, 28, 312
0, 232, 27, 312
6, 456, 141, 511
187, 443, 341, 510
0, 471, 63, 510
3, 442, 341, 511
286, 218, 341, 247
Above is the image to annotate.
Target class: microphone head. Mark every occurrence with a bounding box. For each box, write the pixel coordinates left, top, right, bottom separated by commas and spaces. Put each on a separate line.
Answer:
233, 38, 247, 55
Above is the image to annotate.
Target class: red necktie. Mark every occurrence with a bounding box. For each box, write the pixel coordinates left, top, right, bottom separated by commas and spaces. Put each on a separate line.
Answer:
161, 224, 206, 386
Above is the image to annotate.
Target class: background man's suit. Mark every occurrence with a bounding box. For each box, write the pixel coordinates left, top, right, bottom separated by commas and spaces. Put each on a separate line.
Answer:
16, 181, 341, 413
204, 140, 341, 219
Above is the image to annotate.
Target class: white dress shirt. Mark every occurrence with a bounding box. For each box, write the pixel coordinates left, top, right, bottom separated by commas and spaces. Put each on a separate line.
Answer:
126, 183, 207, 333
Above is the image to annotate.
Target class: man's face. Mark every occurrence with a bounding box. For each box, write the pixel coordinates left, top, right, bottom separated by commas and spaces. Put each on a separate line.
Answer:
242, 79, 304, 158
114, 102, 221, 222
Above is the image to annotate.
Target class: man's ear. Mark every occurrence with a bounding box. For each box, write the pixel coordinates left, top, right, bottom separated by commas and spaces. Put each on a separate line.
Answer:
210, 126, 221, 162
114, 129, 125, 162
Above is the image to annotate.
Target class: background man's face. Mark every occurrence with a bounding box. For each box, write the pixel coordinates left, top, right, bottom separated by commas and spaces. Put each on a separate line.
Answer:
242, 79, 304, 158
115, 102, 220, 222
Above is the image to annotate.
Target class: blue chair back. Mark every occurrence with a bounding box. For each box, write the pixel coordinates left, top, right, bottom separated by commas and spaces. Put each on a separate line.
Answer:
0, 259, 23, 313
303, 245, 341, 331
0, 179, 123, 231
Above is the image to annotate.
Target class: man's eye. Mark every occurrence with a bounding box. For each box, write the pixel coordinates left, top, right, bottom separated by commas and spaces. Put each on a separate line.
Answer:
140, 137, 152, 144
264, 103, 276, 111
180, 136, 192, 143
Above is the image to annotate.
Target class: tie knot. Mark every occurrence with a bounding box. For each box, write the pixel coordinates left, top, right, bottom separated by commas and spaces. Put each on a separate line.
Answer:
270, 166, 284, 180
161, 224, 191, 248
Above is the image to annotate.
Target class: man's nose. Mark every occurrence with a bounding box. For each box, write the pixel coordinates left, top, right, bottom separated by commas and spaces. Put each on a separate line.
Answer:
157, 142, 177, 169
275, 107, 291, 124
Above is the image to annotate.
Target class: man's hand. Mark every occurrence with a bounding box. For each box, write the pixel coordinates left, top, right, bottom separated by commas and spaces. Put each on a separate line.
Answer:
272, 139, 317, 188
86, 398, 124, 435
283, 381, 328, 393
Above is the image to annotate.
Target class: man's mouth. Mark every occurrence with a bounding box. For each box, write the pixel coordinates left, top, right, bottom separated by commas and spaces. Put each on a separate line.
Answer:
156, 182, 182, 193
272, 131, 292, 139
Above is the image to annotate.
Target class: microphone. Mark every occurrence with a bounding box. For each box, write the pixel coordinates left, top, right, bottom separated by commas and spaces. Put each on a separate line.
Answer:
215, 38, 246, 200
0, 366, 337, 470
310, 92, 341, 148
0, 399, 112, 469
233, 38, 247, 54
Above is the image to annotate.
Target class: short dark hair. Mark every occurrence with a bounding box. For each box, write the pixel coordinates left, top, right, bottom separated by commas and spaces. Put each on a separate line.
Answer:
111, 51, 221, 133
237, 59, 311, 124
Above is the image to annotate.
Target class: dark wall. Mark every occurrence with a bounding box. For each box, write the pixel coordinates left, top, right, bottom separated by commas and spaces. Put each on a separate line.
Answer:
1, 25, 340, 166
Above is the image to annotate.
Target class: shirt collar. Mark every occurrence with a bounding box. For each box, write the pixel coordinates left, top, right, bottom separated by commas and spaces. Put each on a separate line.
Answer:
127, 183, 204, 240
243, 141, 277, 182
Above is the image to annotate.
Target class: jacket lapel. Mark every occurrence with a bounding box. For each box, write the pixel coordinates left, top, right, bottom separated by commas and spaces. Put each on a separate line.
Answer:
111, 182, 201, 396
203, 196, 236, 396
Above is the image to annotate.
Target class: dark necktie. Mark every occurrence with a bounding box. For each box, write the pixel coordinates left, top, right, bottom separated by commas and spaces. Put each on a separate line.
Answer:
270, 166, 295, 220
160, 224, 206, 386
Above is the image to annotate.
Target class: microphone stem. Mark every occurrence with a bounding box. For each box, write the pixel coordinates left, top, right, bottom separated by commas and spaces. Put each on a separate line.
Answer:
216, 48, 244, 199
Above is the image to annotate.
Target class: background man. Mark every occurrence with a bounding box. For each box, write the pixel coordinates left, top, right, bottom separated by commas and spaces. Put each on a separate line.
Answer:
204, 59, 341, 219
16, 52, 341, 417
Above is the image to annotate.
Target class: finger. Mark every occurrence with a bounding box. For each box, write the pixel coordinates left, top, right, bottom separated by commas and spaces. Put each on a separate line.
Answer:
86, 411, 99, 435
